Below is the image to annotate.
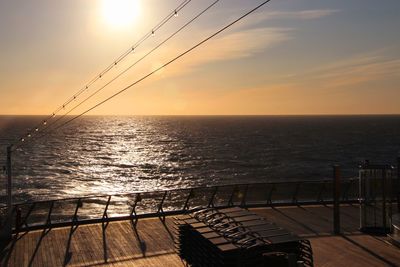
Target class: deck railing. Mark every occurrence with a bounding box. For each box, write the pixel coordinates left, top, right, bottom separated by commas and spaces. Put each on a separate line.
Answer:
1, 177, 399, 233
0, 178, 358, 231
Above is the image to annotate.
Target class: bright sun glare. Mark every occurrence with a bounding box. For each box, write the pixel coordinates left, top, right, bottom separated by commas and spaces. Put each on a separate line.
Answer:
102, 0, 140, 27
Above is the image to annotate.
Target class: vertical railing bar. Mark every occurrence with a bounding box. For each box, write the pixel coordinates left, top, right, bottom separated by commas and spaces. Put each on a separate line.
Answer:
387, 169, 392, 229
183, 189, 194, 211
373, 169, 377, 228
360, 168, 366, 229
390, 169, 393, 222
227, 185, 237, 207
157, 191, 168, 221
397, 157, 400, 213
333, 165, 341, 235
317, 181, 326, 203
103, 196, 112, 220
45, 201, 55, 228
72, 198, 81, 225
350, 178, 355, 200
382, 169, 387, 229
240, 184, 249, 207
267, 184, 275, 204
15, 205, 21, 232
208, 187, 218, 208
130, 194, 139, 216
130, 196, 140, 218
157, 191, 168, 213
6, 146, 12, 214
342, 179, 351, 201
130, 193, 141, 226
21, 203, 36, 229
292, 182, 300, 204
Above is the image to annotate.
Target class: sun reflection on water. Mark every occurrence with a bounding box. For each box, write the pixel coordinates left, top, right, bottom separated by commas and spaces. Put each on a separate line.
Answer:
55, 116, 196, 199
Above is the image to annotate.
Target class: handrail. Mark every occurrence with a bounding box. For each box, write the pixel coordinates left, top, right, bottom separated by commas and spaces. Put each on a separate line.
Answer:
4, 177, 359, 207
2, 177, 397, 233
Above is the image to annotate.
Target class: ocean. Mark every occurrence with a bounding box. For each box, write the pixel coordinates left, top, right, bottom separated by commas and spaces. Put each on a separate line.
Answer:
1, 115, 399, 204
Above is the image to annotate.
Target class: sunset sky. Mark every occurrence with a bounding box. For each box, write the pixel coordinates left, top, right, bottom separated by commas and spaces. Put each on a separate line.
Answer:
0, 0, 399, 115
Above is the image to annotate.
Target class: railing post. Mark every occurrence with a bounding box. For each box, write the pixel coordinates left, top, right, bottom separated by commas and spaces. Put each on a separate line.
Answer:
240, 185, 249, 207
397, 157, 400, 212
228, 186, 238, 207
317, 181, 326, 203
70, 198, 82, 230
103, 196, 112, 221
208, 187, 218, 208
292, 182, 300, 204
382, 168, 387, 230
130, 194, 141, 226
342, 179, 351, 202
157, 191, 168, 221
45, 201, 54, 228
267, 184, 275, 205
6, 146, 12, 213
15, 206, 21, 232
0, 146, 13, 250
333, 165, 341, 235
20, 203, 35, 230
183, 189, 194, 211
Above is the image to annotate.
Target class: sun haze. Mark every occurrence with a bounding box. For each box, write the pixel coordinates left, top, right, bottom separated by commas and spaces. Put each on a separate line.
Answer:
101, 0, 141, 28
0, 0, 399, 115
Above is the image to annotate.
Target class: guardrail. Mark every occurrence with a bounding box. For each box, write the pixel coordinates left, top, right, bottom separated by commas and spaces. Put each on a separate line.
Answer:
0, 178, 356, 232
1, 177, 399, 233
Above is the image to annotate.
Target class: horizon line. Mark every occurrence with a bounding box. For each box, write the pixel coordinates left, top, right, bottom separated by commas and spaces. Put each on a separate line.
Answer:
1, 113, 400, 117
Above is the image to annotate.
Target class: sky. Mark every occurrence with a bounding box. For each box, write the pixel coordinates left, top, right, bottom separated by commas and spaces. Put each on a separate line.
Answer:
0, 0, 399, 115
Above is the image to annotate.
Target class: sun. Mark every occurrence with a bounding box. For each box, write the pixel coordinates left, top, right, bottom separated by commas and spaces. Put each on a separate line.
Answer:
102, 0, 140, 28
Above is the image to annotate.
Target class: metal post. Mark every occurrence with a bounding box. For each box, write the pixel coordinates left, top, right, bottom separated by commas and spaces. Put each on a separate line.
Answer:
240, 185, 249, 207
382, 168, 387, 230
317, 182, 326, 203
0, 146, 14, 250
208, 187, 218, 208
228, 186, 237, 207
333, 165, 341, 235
397, 157, 400, 213
183, 189, 194, 211
6, 145, 12, 211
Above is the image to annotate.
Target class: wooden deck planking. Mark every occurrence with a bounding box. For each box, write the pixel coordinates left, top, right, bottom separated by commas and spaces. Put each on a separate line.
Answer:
252, 204, 361, 236
1, 205, 399, 267
310, 235, 399, 267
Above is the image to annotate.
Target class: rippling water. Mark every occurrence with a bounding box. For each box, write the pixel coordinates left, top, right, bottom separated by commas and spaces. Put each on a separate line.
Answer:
0, 115, 399, 204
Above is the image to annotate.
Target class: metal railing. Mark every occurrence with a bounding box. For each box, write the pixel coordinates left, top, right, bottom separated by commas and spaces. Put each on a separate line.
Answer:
0, 178, 375, 233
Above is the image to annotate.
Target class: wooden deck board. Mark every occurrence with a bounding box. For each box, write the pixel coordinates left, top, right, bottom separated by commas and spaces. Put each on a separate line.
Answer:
1, 205, 399, 267
309, 235, 400, 267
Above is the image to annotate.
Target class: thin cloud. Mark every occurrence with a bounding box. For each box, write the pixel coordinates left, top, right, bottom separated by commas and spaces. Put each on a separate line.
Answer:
269, 9, 340, 20
243, 9, 339, 26
133, 8, 337, 82
163, 27, 292, 77
289, 52, 400, 88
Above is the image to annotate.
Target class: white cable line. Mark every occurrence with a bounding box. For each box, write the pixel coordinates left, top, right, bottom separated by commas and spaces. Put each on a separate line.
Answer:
14, 0, 272, 150
12, 0, 193, 147
30, 0, 221, 143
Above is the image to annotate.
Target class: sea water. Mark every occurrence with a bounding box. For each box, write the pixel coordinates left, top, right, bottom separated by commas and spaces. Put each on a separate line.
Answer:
0, 115, 399, 204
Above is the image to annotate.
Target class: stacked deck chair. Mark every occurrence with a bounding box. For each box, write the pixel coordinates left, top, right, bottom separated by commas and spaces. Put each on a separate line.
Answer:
174, 207, 313, 267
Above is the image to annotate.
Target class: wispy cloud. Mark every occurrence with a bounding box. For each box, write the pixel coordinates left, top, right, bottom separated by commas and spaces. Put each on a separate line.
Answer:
267, 9, 340, 20
146, 8, 338, 81
242, 9, 339, 26
286, 51, 400, 88
162, 27, 292, 77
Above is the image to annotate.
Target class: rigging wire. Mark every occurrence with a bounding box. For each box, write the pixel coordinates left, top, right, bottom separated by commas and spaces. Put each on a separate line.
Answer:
30, 0, 221, 142
12, 0, 272, 151
11, 0, 193, 147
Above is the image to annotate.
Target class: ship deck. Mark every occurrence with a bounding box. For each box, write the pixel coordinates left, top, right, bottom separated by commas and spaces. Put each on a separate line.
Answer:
1, 204, 399, 267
